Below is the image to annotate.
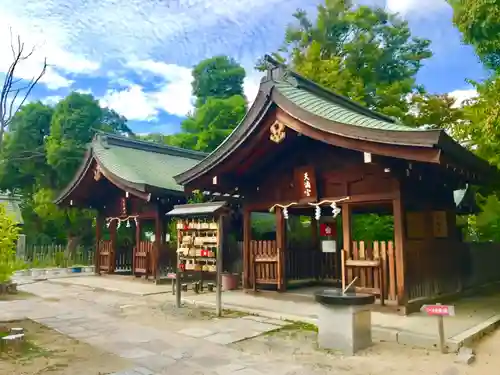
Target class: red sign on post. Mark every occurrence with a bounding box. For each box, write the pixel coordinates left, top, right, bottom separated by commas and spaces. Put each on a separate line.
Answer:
320, 223, 337, 237
421, 304, 455, 317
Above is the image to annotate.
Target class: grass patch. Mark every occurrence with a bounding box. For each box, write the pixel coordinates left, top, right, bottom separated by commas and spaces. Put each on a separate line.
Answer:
264, 321, 318, 337
0, 291, 36, 301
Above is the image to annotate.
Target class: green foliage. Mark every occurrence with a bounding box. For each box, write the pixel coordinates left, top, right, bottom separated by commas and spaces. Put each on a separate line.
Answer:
449, 0, 500, 70
46, 93, 131, 189
404, 94, 464, 130
0, 203, 21, 283
165, 56, 248, 153
352, 214, 394, 242
191, 55, 246, 107
262, 0, 433, 120
0, 91, 130, 248
0, 102, 54, 194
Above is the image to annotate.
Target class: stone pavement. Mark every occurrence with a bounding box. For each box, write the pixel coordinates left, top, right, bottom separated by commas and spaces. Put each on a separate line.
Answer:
47, 275, 500, 351
1, 282, 304, 375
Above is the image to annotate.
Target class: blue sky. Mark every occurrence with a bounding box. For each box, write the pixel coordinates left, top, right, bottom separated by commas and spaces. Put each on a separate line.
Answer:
0, 0, 486, 135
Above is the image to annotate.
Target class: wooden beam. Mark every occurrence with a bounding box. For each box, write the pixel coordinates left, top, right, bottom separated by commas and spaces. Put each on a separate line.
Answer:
276, 109, 441, 164
341, 203, 352, 286
95, 211, 103, 275
243, 207, 251, 289
276, 207, 286, 292
109, 220, 117, 274
393, 195, 407, 305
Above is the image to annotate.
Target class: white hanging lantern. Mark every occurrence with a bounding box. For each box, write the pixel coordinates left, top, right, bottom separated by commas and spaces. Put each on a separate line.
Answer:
126, 219, 131, 228
315, 205, 321, 220
117, 220, 121, 229
106, 220, 111, 228
283, 207, 289, 220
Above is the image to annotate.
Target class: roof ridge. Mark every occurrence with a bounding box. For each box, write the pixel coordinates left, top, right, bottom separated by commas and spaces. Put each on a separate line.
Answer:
263, 54, 400, 125
95, 133, 207, 160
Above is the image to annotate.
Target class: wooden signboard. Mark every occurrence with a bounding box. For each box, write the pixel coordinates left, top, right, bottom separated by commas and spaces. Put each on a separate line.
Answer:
432, 211, 448, 238
406, 212, 425, 239
294, 166, 317, 203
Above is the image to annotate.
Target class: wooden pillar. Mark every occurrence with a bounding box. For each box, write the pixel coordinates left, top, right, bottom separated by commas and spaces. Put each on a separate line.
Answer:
134, 217, 141, 275
243, 207, 251, 289
109, 220, 117, 274
311, 217, 319, 280
154, 203, 164, 280
95, 212, 103, 275
276, 207, 286, 292
393, 196, 407, 305
341, 203, 352, 288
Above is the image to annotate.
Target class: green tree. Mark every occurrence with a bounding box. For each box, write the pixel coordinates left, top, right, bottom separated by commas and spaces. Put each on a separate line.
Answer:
262, 0, 432, 120
178, 95, 247, 152
167, 56, 248, 152
191, 56, 246, 107
0, 102, 54, 195
449, 0, 500, 70
46, 92, 131, 189
404, 93, 464, 130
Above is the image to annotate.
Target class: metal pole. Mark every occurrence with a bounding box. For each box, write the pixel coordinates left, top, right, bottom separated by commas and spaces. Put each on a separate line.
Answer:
216, 214, 224, 317
437, 303, 446, 353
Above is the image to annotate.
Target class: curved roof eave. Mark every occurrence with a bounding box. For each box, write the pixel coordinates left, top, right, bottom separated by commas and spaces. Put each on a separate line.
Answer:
53, 147, 94, 205
272, 89, 442, 148
174, 87, 273, 185
175, 85, 448, 186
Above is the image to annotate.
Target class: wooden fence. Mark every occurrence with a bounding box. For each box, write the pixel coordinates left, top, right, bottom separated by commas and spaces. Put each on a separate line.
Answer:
250, 240, 279, 288
25, 244, 94, 267
343, 240, 397, 303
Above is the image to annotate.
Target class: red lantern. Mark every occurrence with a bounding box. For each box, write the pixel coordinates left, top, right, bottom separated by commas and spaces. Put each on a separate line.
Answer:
179, 263, 185, 271
201, 249, 207, 257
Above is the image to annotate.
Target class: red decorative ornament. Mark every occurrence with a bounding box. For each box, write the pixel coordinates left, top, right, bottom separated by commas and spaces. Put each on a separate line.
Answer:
320, 223, 337, 237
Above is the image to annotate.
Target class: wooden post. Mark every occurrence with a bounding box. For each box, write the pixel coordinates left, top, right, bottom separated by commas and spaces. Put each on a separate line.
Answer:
134, 217, 141, 275
311, 217, 319, 279
216, 214, 224, 317
95, 212, 103, 275
393, 196, 407, 305
175, 225, 181, 308
243, 207, 251, 289
437, 303, 447, 354
109, 220, 117, 274
276, 207, 286, 292
341, 203, 352, 285
154, 203, 163, 280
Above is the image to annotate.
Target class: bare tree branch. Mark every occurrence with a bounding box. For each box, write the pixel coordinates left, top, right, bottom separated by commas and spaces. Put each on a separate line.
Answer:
0, 28, 47, 150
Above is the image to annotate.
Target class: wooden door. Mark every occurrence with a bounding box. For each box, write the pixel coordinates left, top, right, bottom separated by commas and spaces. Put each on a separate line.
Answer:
98, 240, 113, 272
134, 241, 153, 275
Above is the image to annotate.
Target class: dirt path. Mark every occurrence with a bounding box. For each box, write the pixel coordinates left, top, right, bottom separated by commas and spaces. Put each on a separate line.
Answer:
0, 320, 128, 375
231, 324, 500, 375
5, 281, 499, 374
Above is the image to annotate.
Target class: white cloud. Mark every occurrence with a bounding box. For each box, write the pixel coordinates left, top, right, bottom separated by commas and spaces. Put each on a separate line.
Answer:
385, 0, 448, 15
244, 70, 262, 106
103, 60, 265, 121
100, 84, 159, 121
41, 95, 63, 105
0, 9, 99, 90
449, 88, 478, 108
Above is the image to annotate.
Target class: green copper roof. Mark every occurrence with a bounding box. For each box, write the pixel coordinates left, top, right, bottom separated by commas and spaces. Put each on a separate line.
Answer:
93, 134, 206, 193
275, 81, 424, 132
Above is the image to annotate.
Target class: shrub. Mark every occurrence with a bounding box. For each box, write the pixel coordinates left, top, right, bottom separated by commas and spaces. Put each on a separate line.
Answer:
0, 203, 21, 283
